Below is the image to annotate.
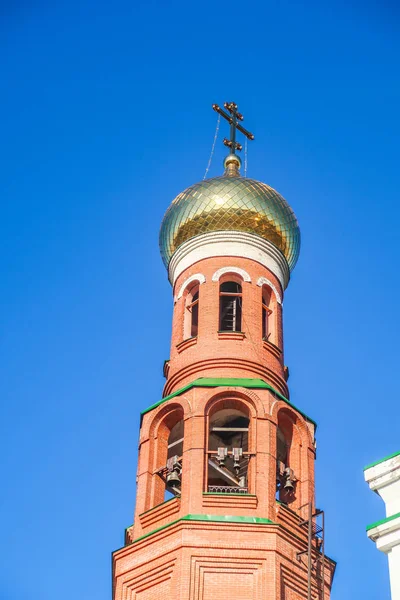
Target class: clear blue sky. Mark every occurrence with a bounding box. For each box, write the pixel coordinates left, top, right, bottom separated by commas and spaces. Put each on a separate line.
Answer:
1, 1, 399, 598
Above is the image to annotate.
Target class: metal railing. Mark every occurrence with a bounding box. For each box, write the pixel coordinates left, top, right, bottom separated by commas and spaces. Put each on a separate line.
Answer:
207, 485, 248, 494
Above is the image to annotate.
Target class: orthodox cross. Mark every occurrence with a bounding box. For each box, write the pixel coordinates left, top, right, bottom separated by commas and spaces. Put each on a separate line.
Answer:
212, 102, 254, 154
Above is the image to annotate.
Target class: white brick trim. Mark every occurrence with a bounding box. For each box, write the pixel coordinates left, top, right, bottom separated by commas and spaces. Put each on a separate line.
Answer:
211, 266, 251, 283
175, 273, 206, 302
256, 276, 282, 304
168, 231, 290, 290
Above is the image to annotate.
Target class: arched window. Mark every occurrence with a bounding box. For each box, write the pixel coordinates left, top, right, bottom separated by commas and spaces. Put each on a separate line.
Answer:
207, 406, 249, 493
262, 287, 272, 339
184, 285, 199, 339
219, 281, 242, 332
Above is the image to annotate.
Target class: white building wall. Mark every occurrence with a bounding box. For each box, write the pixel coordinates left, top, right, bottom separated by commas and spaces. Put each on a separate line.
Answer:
388, 545, 400, 600
365, 452, 400, 600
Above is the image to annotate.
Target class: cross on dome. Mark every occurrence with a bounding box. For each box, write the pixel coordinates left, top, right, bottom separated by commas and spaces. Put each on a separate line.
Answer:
212, 102, 255, 155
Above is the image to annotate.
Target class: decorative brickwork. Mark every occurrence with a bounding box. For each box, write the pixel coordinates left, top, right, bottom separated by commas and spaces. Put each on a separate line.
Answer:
112, 235, 335, 597
115, 517, 335, 600
166, 255, 285, 396
256, 276, 282, 304
211, 265, 252, 282
176, 273, 206, 301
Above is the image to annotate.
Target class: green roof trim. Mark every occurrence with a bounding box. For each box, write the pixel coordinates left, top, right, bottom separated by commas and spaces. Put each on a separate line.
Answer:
366, 511, 400, 532
141, 377, 317, 428
141, 381, 194, 415
129, 517, 181, 544
182, 514, 274, 524
364, 450, 400, 471
130, 513, 276, 545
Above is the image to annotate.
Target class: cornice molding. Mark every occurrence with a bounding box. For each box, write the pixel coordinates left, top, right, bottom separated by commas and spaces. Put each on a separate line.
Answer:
168, 231, 290, 290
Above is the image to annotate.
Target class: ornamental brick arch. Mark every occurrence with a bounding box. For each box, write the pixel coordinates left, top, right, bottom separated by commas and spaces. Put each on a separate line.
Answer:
270, 400, 315, 449
175, 272, 206, 302
203, 387, 265, 421
256, 276, 283, 304
141, 396, 191, 441
272, 403, 316, 512
211, 265, 252, 283
150, 402, 184, 442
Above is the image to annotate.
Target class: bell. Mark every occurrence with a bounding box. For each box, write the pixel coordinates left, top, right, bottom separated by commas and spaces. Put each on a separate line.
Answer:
166, 469, 181, 487
233, 447, 243, 474
283, 478, 295, 491
217, 447, 228, 466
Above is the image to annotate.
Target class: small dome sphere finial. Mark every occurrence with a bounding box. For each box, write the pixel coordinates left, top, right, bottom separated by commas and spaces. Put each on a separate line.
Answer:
223, 153, 241, 177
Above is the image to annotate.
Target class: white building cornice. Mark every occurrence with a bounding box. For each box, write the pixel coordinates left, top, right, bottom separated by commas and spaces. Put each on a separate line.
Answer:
365, 451, 400, 599
365, 453, 400, 515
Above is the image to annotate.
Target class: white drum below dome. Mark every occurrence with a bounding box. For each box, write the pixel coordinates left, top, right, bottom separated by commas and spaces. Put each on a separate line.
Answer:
168, 230, 290, 290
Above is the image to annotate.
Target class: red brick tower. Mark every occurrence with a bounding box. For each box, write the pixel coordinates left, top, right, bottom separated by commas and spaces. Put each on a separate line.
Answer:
112, 104, 335, 600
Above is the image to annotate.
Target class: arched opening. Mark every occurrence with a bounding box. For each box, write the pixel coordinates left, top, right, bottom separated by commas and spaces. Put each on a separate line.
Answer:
184, 284, 199, 339
219, 281, 242, 332
277, 426, 289, 467
207, 405, 249, 493
276, 416, 296, 504
153, 409, 184, 505
164, 419, 184, 500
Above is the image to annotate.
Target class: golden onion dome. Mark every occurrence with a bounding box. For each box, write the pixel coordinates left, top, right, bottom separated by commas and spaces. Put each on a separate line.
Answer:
159, 155, 300, 272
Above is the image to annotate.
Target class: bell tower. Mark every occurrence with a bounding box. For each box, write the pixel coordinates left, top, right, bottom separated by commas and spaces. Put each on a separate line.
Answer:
112, 104, 336, 600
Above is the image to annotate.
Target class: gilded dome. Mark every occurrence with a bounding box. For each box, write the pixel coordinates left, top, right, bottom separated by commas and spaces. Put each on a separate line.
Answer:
159, 169, 300, 272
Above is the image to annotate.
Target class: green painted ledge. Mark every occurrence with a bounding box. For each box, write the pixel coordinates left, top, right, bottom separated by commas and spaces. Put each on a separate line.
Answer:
364, 450, 400, 471
184, 514, 273, 524
129, 513, 276, 545
366, 511, 400, 532
141, 377, 317, 428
